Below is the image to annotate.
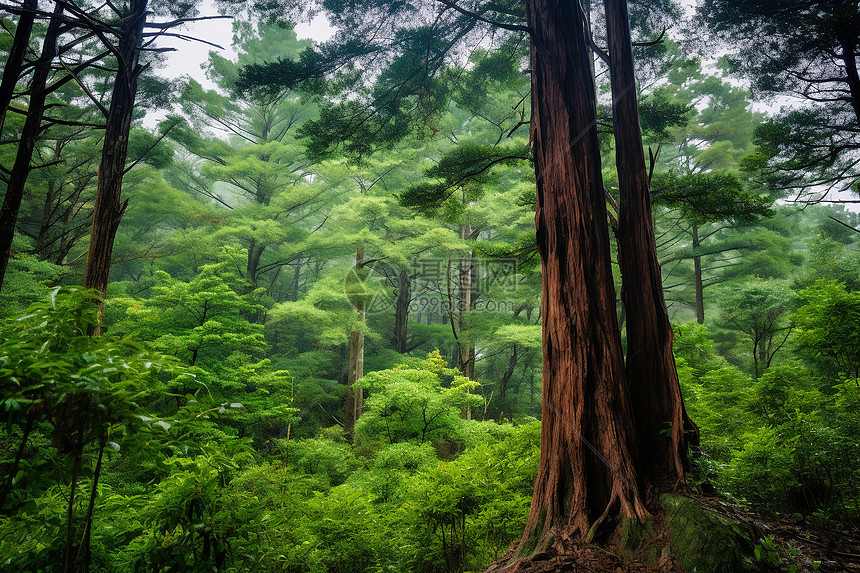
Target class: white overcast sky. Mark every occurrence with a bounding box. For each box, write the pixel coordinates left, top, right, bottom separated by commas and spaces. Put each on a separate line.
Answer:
153, 1, 336, 90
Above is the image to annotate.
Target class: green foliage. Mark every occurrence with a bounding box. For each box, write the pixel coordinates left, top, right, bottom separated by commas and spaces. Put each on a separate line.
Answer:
0, 287, 173, 448
725, 426, 800, 508
400, 143, 530, 214
287, 436, 357, 487
673, 322, 722, 376
638, 87, 693, 140
127, 441, 256, 571
0, 288, 221, 568
699, 0, 860, 195
111, 253, 267, 372
676, 323, 859, 521
653, 171, 773, 226
716, 279, 796, 377
356, 351, 481, 447
793, 280, 860, 381
749, 365, 819, 424
395, 421, 539, 572
0, 241, 65, 318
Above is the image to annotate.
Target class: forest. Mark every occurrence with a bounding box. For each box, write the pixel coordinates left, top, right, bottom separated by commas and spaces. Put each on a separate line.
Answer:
0, 0, 859, 571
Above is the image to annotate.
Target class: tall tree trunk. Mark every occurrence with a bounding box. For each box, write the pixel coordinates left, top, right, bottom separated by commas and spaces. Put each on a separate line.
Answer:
74, 435, 106, 573
35, 179, 58, 256
344, 246, 365, 444
498, 344, 519, 398
605, 0, 698, 491
692, 223, 704, 324
290, 258, 302, 298
393, 268, 411, 353
0, 1, 63, 291
0, 0, 37, 135
34, 139, 67, 257
82, 0, 147, 313
457, 224, 475, 380
246, 238, 267, 289
518, 0, 647, 552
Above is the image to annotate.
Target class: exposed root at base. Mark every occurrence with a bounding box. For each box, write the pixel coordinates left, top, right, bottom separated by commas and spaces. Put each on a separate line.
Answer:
485, 538, 686, 573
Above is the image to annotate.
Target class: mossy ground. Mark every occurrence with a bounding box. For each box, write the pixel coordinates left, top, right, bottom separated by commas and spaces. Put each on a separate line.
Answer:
661, 494, 759, 572
485, 494, 844, 573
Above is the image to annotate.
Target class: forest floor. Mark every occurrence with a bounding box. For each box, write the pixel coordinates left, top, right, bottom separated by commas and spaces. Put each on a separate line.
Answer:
696, 496, 860, 573
486, 493, 860, 573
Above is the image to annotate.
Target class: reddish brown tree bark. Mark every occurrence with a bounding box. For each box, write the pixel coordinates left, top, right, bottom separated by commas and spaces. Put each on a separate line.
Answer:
605, 0, 699, 490
0, 1, 63, 291
518, 0, 647, 552
82, 0, 147, 307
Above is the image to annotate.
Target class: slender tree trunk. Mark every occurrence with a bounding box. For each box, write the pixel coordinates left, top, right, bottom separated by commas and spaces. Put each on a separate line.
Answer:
82, 0, 147, 314
290, 258, 302, 298
498, 344, 519, 398
605, 0, 698, 491
344, 246, 365, 444
528, 367, 535, 406
517, 0, 647, 553
692, 223, 705, 324
246, 239, 265, 287
457, 225, 475, 380
34, 140, 69, 258
393, 268, 411, 353
63, 422, 83, 573
0, 0, 37, 135
752, 334, 761, 379
0, 2, 63, 291
55, 181, 89, 265
35, 178, 58, 256
75, 435, 106, 573
0, 410, 35, 508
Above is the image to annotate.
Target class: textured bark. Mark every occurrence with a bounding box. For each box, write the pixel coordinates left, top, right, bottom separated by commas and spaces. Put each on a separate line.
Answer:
0, 2, 63, 291
344, 246, 365, 444
0, 0, 37, 135
392, 268, 411, 353
519, 0, 647, 551
605, 0, 698, 491
82, 0, 147, 307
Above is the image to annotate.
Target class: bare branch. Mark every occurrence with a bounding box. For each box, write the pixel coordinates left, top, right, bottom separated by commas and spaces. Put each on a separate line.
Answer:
434, 0, 532, 35
145, 15, 232, 29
